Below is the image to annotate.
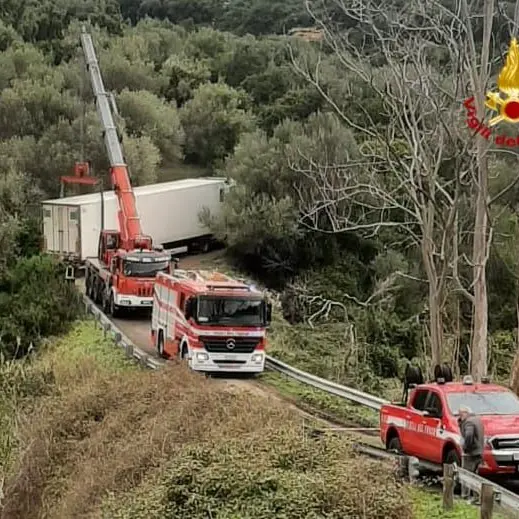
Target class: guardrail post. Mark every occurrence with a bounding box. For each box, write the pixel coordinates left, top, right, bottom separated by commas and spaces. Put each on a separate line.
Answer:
397, 455, 409, 479
443, 464, 454, 510
480, 483, 494, 518
102, 322, 111, 338
408, 456, 419, 484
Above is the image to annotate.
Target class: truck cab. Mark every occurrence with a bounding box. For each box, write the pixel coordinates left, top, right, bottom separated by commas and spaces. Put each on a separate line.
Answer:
381, 375, 519, 476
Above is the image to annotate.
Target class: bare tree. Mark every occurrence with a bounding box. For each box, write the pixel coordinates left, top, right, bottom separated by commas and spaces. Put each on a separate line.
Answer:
290, 0, 519, 379
460, 0, 494, 381
289, 0, 476, 368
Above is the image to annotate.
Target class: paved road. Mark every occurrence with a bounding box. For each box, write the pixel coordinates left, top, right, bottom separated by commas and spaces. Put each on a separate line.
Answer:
112, 312, 153, 353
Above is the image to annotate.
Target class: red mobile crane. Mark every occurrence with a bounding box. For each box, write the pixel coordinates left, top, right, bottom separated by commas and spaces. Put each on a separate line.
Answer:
81, 26, 171, 316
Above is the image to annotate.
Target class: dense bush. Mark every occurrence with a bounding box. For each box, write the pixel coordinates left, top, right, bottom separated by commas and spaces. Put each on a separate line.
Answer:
0, 256, 82, 358
102, 430, 412, 519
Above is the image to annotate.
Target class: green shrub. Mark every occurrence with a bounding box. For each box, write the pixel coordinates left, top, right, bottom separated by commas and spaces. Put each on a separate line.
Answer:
101, 429, 412, 519
0, 255, 82, 358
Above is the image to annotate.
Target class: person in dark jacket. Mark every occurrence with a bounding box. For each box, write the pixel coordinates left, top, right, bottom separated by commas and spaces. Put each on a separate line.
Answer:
458, 405, 485, 502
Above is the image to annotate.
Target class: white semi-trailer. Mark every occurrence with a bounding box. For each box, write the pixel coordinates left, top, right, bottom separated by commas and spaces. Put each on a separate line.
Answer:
42, 177, 228, 264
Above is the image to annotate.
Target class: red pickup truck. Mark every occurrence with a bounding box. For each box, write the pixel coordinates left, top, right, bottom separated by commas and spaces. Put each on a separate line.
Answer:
380, 375, 519, 476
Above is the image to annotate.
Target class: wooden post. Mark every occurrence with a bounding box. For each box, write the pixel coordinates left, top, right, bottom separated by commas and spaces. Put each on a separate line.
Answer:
443, 464, 454, 510
480, 483, 494, 519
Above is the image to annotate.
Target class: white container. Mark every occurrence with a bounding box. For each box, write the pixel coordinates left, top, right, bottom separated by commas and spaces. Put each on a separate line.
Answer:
42, 177, 228, 262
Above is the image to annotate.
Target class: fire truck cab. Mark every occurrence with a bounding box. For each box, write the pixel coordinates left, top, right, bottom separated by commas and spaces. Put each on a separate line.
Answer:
151, 270, 272, 373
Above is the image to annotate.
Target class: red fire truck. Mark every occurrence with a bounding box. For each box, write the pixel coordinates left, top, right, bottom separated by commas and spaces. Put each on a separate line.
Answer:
150, 270, 272, 373
380, 367, 519, 476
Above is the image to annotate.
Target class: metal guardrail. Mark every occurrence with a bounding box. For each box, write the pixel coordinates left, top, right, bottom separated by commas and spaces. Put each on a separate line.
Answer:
82, 294, 164, 370
457, 467, 519, 514
82, 293, 519, 514
265, 355, 388, 410
354, 443, 519, 515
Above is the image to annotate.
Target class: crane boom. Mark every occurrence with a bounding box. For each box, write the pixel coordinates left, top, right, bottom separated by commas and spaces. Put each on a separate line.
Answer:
79, 26, 150, 250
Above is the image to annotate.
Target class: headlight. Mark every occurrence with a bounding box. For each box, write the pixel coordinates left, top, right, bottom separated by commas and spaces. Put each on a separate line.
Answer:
251, 353, 264, 363
196, 352, 209, 361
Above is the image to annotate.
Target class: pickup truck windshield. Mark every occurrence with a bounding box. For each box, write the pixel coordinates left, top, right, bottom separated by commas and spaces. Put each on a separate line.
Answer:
196, 297, 264, 327
446, 391, 519, 416
123, 260, 169, 277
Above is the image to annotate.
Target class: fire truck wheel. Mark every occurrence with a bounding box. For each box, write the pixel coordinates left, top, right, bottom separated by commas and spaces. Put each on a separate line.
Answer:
102, 291, 109, 313
88, 281, 95, 301
157, 332, 165, 358
180, 343, 188, 360
388, 436, 402, 453
109, 293, 120, 317
85, 275, 92, 298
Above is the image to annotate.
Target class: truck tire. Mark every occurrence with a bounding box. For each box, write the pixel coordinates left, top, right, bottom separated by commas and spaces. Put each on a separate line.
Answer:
180, 342, 188, 361
157, 331, 165, 358
404, 364, 423, 386
85, 273, 93, 299
444, 448, 460, 466
388, 436, 402, 453
444, 448, 461, 492
434, 363, 453, 383
92, 277, 102, 305
200, 239, 211, 253
109, 292, 121, 317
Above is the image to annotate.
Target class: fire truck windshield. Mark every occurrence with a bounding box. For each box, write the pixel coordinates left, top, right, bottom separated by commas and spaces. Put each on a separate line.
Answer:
447, 391, 519, 416
123, 260, 169, 277
196, 296, 264, 327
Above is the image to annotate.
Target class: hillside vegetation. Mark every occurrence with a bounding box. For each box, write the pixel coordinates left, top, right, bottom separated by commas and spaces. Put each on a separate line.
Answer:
0, 0, 518, 514
1, 0, 517, 388
0, 321, 413, 518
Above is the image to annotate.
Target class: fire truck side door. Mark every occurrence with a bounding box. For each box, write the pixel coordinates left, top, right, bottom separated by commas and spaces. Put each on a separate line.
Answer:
419, 390, 445, 464
405, 389, 430, 457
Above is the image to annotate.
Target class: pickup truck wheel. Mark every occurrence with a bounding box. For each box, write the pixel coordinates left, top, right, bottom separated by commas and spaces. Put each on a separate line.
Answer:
444, 449, 460, 466
388, 436, 402, 453
444, 449, 461, 492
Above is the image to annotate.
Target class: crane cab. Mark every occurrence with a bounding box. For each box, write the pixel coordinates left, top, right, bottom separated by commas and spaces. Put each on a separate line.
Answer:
98, 230, 120, 266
